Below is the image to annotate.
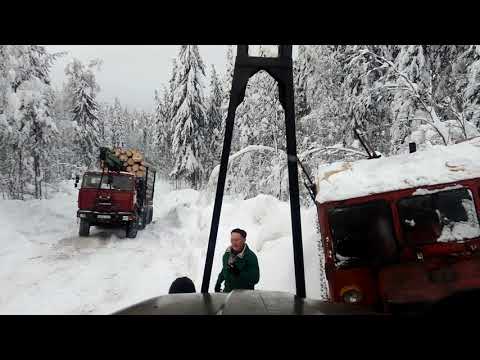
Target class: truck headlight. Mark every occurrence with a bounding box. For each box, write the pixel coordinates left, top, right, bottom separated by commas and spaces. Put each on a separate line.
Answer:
340, 286, 363, 304
80, 214, 86, 218
122, 216, 129, 221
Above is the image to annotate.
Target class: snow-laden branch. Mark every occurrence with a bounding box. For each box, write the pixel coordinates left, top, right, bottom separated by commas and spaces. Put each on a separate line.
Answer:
299, 146, 368, 160
206, 145, 278, 189
359, 49, 449, 145
205, 142, 369, 195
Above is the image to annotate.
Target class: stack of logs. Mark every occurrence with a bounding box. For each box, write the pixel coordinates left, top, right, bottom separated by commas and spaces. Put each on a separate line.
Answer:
114, 148, 147, 177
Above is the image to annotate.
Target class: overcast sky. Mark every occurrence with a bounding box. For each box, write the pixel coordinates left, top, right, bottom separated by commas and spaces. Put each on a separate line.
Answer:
45, 45, 228, 112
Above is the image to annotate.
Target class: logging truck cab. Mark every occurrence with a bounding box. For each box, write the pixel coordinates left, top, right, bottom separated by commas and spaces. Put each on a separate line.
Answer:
75, 151, 156, 239
315, 137, 480, 313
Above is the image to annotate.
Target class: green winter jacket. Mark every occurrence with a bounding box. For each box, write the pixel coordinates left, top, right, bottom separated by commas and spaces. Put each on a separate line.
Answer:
215, 244, 260, 293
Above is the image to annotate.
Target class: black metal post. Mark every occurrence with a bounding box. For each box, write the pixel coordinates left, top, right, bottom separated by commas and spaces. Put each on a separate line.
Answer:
201, 50, 249, 293
278, 52, 306, 298
200, 102, 237, 293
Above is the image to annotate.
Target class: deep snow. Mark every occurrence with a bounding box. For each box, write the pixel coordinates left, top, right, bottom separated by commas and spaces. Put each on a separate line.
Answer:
0, 180, 326, 314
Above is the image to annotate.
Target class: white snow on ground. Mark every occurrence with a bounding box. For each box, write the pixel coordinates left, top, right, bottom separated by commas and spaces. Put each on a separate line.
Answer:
0, 180, 325, 314
315, 136, 480, 204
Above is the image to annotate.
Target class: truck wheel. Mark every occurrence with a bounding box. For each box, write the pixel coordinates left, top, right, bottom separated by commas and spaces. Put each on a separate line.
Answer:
126, 220, 138, 238
147, 208, 153, 224
79, 219, 90, 237
138, 210, 147, 230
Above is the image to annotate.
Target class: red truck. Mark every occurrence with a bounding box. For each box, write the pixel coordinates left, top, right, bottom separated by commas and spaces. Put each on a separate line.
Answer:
75, 148, 156, 239
314, 137, 480, 313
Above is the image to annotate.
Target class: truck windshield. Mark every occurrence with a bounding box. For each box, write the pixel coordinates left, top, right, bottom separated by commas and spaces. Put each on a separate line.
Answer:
328, 200, 398, 267
82, 174, 134, 191
398, 188, 480, 245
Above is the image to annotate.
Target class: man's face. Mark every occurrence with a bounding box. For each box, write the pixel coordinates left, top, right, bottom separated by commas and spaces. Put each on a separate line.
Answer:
230, 232, 245, 252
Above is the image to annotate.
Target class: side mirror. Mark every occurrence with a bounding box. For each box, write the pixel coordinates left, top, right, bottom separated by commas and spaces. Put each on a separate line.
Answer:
74, 175, 80, 188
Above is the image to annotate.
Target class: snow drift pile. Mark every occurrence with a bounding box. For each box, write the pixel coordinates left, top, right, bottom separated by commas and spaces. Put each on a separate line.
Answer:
315, 137, 480, 204
0, 180, 325, 314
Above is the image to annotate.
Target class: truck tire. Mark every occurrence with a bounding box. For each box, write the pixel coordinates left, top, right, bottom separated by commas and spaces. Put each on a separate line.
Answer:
147, 208, 153, 224
138, 210, 147, 230
126, 220, 138, 238
79, 219, 90, 237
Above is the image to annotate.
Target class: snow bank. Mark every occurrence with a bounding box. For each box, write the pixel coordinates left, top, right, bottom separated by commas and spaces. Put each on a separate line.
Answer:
315, 137, 480, 204
0, 179, 326, 314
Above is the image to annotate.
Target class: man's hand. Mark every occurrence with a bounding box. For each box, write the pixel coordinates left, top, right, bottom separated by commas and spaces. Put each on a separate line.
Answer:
214, 283, 221, 292
229, 264, 240, 276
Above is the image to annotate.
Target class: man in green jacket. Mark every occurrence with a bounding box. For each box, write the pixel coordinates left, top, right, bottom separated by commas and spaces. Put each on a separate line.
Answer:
214, 228, 260, 293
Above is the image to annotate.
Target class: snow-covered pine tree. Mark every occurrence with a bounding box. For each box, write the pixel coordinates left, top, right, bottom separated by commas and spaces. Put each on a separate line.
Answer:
170, 45, 208, 190
124, 106, 139, 150
140, 110, 156, 160
48, 84, 80, 182
223, 45, 235, 96
71, 79, 101, 168
167, 58, 178, 120
344, 45, 480, 154
0, 45, 60, 199
294, 45, 312, 119
154, 87, 173, 176
125, 107, 135, 142
22, 82, 58, 199
110, 97, 127, 148
205, 64, 224, 179
219, 45, 235, 130
65, 58, 102, 169
441, 45, 480, 138
340, 45, 411, 154
464, 46, 480, 129
97, 101, 112, 147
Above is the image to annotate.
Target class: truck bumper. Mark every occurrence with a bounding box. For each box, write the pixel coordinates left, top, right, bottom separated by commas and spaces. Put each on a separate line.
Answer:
77, 210, 136, 224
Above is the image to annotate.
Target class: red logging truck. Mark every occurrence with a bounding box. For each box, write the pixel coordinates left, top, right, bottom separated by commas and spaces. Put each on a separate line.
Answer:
75, 147, 156, 239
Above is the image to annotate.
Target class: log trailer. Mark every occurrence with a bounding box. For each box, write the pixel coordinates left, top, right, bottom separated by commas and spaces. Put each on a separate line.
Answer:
75, 147, 156, 239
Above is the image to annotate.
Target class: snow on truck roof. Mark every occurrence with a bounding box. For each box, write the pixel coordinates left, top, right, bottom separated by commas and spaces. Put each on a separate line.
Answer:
315, 137, 480, 204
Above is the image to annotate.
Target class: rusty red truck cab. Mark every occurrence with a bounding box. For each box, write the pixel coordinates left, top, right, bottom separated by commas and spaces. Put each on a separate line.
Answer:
78, 171, 137, 222
76, 169, 155, 238
314, 138, 480, 313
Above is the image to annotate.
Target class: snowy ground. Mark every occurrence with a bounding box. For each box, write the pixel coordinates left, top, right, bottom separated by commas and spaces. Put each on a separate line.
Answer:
0, 180, 325, 314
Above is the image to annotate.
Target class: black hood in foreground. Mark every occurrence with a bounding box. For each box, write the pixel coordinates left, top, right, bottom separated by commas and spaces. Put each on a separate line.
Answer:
113, 290, 380, 315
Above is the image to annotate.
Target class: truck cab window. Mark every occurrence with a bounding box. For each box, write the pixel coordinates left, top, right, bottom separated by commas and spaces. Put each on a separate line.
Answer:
328, 200, 397, 267
398, 188, 480, 245
82, 174, 134, 191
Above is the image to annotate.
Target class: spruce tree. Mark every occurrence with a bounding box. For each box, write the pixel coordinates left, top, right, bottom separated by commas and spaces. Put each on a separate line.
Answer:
65, 58, 102, 169
0, 45, 59, 199
170, 45, 208, 189
205, 64, 224, 178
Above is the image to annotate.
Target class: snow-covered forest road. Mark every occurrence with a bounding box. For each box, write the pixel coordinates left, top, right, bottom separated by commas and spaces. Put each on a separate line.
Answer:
0, 180, 325, 314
